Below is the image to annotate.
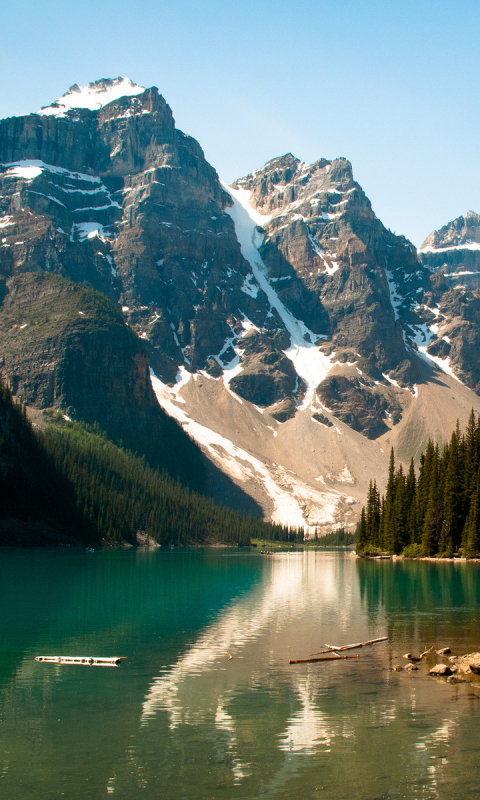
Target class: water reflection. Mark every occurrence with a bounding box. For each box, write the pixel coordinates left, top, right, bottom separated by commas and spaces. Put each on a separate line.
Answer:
142, 553, 306, 724
127, 552, 480, 799
141, 553, 369, 727
2, 550, 480, 799
278, 675, 334, 753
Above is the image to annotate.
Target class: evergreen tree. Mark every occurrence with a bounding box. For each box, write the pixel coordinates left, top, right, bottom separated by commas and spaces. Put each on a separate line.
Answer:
442, 426, 463, 552
357, 507, 368, 553
357, 415, 480, 558
382, 448, 396, 552
393, 464, 407, 552
463, 467, 480, 558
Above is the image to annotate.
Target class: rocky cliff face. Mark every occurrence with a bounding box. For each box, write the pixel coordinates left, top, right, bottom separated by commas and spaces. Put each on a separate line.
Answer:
0, 272, 206, 490
413, 211, 480, 392
224, 154, 431, 430
0, 78, 258, 386
0, 82, 429, 433
419, 211, 480, 289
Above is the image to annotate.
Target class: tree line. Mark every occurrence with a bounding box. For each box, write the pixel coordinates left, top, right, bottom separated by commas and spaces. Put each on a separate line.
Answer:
0, 382, 301, 546
356, 410, 480, 557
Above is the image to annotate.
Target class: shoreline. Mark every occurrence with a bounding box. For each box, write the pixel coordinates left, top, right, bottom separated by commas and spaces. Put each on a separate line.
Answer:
352, 552, 480, 563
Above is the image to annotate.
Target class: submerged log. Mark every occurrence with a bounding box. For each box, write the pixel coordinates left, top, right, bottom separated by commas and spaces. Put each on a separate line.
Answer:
289, 654, 360, 665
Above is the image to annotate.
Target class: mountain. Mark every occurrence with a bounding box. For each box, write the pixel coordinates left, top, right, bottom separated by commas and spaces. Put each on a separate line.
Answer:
2, 78, 480, 533
0, 383, 96, 545
0, 381, 292, 546
0, 271, 207, 489
417, 212, 480, 393
419, 210, 480, 290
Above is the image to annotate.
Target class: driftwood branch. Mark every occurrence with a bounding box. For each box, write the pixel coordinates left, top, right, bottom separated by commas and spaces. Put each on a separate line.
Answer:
289, 654, 361, 665
308, 636, 387, 657
420, 645, 434, 659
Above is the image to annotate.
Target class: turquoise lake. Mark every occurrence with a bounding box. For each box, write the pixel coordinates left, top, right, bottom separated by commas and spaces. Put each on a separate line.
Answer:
1, 548, 480, 799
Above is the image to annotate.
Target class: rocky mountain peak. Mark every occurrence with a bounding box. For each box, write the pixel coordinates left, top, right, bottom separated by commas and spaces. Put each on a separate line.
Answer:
232, 155, 353, 215
420, 210, 480, 251
36, 77, 146, 117
419, 210, 480, 292
413, 210, 480, 391
230, 153, 420, 378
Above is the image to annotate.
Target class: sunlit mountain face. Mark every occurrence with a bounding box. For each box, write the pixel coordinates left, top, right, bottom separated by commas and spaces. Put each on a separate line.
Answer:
2, 80, 480, 529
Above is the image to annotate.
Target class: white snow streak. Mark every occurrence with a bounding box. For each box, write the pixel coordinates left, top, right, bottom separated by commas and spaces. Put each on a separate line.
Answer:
150, 370, 346, 530
222, 182, 334, 409
2, 160, 101, 183
384, 265, 401, 320
421, 242, 480, 253
411, 306, 463, 383
417, 349, 464, 383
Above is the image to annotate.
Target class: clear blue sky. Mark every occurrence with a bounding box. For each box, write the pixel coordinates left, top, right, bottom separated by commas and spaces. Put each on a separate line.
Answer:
2, 0, 479, 245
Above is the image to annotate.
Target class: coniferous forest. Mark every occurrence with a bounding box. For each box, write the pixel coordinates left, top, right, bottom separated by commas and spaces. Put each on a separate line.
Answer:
356, 410, 480, 558
0, 383, 301, 547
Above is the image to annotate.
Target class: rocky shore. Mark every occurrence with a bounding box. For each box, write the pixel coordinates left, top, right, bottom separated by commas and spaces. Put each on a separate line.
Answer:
392, 647, 480, 684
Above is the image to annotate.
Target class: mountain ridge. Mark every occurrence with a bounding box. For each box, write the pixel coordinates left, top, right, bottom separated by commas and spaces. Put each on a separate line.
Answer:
3, 78, 480, 532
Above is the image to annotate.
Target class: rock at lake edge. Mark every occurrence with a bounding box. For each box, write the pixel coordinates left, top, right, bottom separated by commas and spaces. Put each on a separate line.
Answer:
448, 652, 480, 674
429, 664, 452, 676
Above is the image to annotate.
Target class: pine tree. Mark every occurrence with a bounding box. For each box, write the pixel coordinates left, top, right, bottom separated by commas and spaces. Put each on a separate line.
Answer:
356, 507, 368, 553
393, 464, 407, 552
383, 448, 396, 552
464, 467, 480, 558
442, 426, 462, 552
421, 444, 440, 556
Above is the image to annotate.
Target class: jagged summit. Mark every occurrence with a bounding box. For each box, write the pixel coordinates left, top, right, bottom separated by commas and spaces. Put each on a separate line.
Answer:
420, 210, 480, 252
419, 210, 480, 290
36, 77, 146, 117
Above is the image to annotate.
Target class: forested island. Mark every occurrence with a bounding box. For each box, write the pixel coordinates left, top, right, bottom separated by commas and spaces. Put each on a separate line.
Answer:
357, 410, 480, 558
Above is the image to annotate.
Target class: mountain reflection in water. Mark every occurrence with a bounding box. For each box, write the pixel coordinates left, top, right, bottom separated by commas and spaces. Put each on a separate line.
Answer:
1, 549, 480, 800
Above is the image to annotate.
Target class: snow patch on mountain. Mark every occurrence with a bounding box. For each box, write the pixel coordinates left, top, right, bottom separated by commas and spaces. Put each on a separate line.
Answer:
37, 78, 145, 117
71, 222, 113, 242
1, 160, 101, 183
420, 242, 480, 253
410, 305, 464, 383
417, 349, 463, 383
222, 182, 335, 409
384, 264, 402, 320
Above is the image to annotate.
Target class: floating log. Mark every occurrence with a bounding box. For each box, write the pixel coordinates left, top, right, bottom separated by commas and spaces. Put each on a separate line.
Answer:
35, 655, 126, 667
308, 636, 387, 657
289, 654, 361, 665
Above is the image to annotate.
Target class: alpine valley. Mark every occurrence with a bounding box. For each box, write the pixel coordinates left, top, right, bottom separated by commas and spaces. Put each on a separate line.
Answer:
2, 77, 480, 535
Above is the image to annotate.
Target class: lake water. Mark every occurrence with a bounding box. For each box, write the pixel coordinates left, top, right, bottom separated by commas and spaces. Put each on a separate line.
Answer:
1, 548, 480, 799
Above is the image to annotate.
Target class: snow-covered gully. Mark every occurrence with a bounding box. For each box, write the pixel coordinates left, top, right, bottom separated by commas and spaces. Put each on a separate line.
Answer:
221, 183, 336, 410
